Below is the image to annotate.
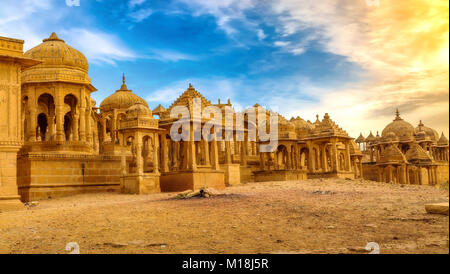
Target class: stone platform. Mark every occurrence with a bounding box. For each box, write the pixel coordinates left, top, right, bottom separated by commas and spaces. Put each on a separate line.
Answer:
122, 173, 160, 194
160, 170, 225, 192
253, 170, 307, 182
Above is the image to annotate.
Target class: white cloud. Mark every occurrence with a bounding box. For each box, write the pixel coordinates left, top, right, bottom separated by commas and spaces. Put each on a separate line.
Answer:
256, 29, 266, 40
59, 28, 138, 65
128, 0, 146, 8
147, 49, 197, 62
274, 41, 290, 47
176, 0, 256, 35
128, 8, 153, 22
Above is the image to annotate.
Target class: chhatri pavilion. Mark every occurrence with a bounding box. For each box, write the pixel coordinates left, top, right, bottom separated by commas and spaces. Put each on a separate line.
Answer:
0, 33, 448, 211
356, 110, 449, 185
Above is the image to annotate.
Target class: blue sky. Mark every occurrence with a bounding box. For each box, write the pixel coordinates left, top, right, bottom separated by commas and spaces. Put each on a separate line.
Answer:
1, 0, 448, 137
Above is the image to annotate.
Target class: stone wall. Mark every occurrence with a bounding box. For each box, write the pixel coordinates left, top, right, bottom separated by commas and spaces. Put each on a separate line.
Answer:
436, 164, 449, 184
362, 163, 379, 181
17, 154, 121, 202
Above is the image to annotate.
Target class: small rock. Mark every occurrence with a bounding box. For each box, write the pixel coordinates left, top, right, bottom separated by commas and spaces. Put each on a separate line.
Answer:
104, 242, 128, 248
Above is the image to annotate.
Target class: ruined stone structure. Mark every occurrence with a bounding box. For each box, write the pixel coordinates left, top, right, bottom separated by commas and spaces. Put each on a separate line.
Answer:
0, 32, 402, 211
359, 109, 449, 185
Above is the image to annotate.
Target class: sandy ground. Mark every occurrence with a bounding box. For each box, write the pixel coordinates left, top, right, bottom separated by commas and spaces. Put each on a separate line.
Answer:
0, 178, 448, 254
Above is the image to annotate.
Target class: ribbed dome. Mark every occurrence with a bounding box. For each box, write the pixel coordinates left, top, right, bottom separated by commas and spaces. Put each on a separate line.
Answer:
381, 109, 415, 140
126, 102, 152, 117
415, 120, 439, 141
100, 74, 149, 112
365, 131, 376, 142
438, 132, 449, 146
355, 133, 365, 143
24, 32, 88, 72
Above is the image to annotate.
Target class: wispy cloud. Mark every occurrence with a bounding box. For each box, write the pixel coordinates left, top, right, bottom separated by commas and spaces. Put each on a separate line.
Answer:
146, 49, 197, 62
128, 0, 146, 8
128, 8, 153, 22
59, 28, 138, 65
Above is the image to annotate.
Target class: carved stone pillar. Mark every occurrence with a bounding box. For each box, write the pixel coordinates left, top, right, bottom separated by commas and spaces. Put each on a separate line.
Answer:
79, 107, 86, 142
72, 113, 79, 141
225, 140, 232, 164
240, 140, 247, 166
153, 133, 159, 174
307, 141, 314, 172
332, 139, 339, 172
161, 133, 169, 172
29, 106, 37, 141
203, 139, 210, 166
212, 138, 220, 171
260, 151, 265, 170
55, 104, 64, 141
345, 141, 351, 171
189, 124, 197, 171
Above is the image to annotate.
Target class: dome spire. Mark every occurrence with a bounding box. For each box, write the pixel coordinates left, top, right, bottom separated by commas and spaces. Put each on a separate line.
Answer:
119, 73, 130, 92
394, 108, 402, 121
43, 32, 64, 43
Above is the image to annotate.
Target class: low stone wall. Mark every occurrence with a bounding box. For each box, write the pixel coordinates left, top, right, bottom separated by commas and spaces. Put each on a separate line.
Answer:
308, 170, 355, 180
122, 173, 160, 194
436, 163, 449, 184
253, 170, 307, 182
160, 170, 225, 192
17, 154, 121, 202
362, 163, 379, 181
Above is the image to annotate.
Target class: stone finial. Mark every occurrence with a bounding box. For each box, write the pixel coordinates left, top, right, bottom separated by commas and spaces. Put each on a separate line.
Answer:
394, 108, 402, 121
43, 32, 65, 42
119, 73, 129, 91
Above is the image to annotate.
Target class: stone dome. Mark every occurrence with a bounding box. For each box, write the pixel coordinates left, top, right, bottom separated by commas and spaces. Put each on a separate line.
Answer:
126, 102, 152, 117
384, 131, 399, 142
415, 120, 439, 142
24, 32, 89, 71
381, 109, 415, 140
22, 32, 91, 85
100, 74, 149, 112
438, 132, 449, 146
365, 131, 376, 143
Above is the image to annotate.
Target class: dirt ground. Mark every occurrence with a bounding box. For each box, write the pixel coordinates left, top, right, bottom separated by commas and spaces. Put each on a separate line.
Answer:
0, 178, 448, 254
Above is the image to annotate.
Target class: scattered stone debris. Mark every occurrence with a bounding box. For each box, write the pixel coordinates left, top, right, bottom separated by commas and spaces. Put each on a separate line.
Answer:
104, 242, 128, 248
425, 203, 449, 215
312, 190, 335, 195
103, 241, 167, 248
24, 202, 39, 208
174, 188, 222, 199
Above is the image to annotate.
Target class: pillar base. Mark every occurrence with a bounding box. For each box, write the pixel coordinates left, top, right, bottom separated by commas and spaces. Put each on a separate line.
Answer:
221, 163, 241, 186
0, 196, 24, 212
122, 173, 160, 194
